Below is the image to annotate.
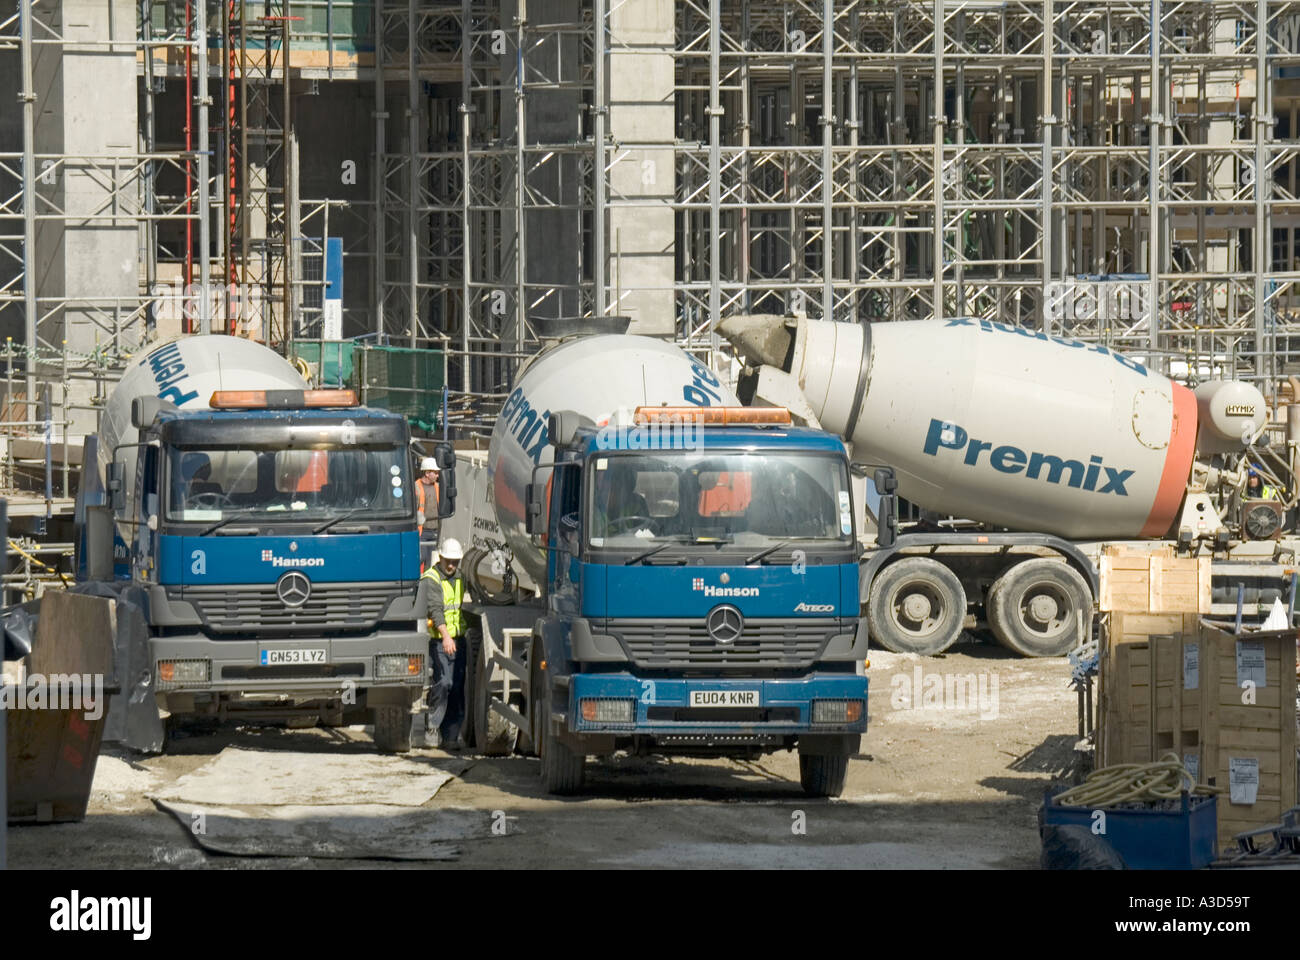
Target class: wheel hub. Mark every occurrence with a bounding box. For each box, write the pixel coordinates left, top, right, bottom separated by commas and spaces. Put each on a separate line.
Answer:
901, 591, 934, 623
1027, 593, 1060, 624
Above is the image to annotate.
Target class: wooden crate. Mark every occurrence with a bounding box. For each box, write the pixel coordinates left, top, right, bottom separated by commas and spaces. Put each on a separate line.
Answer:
1098, 611, 1202, 768
1098, 549, 1211, 614
1197, 621, 1298, 853
1098, 611, 1299, 853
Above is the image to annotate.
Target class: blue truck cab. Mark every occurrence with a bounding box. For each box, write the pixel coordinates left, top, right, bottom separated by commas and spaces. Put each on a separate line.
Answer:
78, 389, 445, 752
521, 407, 870, 796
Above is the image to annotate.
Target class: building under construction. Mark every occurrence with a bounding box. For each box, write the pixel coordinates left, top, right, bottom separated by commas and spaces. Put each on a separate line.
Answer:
3, 0, 1300, 586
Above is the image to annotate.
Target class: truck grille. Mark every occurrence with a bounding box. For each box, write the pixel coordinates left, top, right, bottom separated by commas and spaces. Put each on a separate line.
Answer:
602, 617, 839, 669
178, 582, 403, 635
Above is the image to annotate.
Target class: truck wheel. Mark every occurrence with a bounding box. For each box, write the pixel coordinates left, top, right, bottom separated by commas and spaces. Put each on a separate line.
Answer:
987, 558, 1092, 658
473, 636, 513, 756
867, 557, 967, 655
461, 630, 480, 749
539, 673, 584, 795
799, 751, 849, 798
520, 641, 543, 758
372, 704, 414, 753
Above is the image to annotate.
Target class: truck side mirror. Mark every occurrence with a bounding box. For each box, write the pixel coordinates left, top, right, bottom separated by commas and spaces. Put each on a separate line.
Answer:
525, 483, 545, 535
548, 411, 588, 450
433, 441, 456, 518
873, 467, 898, 494
106, 461, 125, 514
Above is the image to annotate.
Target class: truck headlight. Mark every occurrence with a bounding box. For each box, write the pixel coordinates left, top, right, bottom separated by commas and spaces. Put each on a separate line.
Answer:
375, 654, 424, 679
812, 699, 863, 724
158, 659, 210, 688
580, 698, 635, 723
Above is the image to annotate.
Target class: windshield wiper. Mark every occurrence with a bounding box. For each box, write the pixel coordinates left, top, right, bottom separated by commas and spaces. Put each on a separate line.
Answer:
313, 508, 370, 535
199, 514, 256, 536
745, 541, 793, 565
624, 537, 690, 565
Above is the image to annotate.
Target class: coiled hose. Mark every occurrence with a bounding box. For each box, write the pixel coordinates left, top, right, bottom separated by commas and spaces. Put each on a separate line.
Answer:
1054, 752, 1222, 808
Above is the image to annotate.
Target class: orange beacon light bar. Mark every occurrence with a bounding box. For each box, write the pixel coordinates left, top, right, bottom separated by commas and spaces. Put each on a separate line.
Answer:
632, 405, 792, 426
209, 389, 359, 410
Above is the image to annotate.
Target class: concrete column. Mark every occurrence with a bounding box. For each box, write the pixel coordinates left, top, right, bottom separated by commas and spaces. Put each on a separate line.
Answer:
607, 0, 675, 336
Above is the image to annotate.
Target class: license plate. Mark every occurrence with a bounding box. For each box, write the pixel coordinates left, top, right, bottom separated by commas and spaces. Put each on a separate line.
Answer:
261, 648, 326, 666
689, 689, 759, 708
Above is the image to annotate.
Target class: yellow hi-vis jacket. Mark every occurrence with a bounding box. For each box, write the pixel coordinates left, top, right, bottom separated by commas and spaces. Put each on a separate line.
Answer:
423, 565, 466, 638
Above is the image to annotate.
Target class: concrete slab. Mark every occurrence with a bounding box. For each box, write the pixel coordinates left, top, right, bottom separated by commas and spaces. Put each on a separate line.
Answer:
150, 747, 456, 807
154, 801, 488, 861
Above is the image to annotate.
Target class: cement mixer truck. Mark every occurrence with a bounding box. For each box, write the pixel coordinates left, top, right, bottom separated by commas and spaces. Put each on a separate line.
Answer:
74, 335, 447, 752
721, 314, 1293, 657
450, 331, 869, 797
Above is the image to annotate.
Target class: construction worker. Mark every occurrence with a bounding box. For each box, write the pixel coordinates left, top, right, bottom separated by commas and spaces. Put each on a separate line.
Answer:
1247, 469, 1280, 501
422, 537, 470, 749
416, 456, 441, 570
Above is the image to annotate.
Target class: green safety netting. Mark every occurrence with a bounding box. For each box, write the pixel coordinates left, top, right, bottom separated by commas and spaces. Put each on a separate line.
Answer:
291, 341, 444, 430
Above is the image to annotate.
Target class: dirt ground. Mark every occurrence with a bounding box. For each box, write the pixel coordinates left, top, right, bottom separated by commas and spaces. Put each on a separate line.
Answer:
7, 640, 1081, 869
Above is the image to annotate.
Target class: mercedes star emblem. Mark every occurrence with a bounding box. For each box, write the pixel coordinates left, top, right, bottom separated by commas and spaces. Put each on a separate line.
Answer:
706, 604, 744, 645
277, 570, 312, 608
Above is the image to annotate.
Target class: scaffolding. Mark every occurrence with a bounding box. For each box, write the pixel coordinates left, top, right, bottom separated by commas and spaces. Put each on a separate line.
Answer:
9, 0, 1300, 437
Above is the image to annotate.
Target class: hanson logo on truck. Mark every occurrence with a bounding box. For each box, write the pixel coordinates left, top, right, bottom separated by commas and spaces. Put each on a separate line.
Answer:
922, 417, 1136, 496
261, 550, 325, 568
692, 577, 759, 598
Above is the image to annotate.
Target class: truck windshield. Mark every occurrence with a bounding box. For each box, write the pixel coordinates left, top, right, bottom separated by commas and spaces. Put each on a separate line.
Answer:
586, 451, 852, 547
164, 445, 413, 524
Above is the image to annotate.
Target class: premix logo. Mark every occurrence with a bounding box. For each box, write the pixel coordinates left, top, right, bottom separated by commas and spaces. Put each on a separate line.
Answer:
922, 417, 1135, 496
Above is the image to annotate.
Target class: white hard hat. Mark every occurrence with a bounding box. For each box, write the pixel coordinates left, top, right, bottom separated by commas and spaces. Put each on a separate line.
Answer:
420, 456, 440, 472
437, 538, 464, 561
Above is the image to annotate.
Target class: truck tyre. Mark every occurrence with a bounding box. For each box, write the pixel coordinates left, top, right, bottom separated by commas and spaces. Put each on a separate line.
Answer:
799, 751, 849, 798
987, 558, 1092, 658
867, 557, 967, 655
520, 641, 544, 758
473, 636, 514, 756
373, 704, 414, 753
461, 629, 480, 748
539, 673, 585, 795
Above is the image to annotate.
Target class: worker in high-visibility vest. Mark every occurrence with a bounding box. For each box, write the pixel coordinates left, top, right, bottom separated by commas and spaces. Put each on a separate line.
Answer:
1247, 469, 1281, 501
422, 537, 470, 749
415, 457, 441, 571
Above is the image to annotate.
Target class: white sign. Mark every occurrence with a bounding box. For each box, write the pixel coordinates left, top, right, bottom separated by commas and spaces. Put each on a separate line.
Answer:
1182, 643, 1199, 690
1236, 640, 1267, 688
1183, 753, 1199, 781
1228, 756, 1260, 805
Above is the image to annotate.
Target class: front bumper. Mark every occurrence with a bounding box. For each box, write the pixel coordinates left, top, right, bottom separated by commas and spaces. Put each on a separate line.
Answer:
568, 672, 869, 736
151, 629, 428, 700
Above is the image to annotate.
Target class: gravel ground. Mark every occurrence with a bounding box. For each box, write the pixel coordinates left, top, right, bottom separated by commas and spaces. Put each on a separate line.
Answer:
7, 640, 1079, 869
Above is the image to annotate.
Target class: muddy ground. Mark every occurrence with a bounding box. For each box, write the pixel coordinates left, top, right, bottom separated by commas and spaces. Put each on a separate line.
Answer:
7, 641, 1081, 869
